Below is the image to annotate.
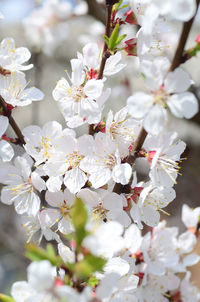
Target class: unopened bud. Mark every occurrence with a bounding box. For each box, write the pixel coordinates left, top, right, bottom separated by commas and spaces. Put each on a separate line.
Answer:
125, 38, 137, 56
195, 34, 200, 44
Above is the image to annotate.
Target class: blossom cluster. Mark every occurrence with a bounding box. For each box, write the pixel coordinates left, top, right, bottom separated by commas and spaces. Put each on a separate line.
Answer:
0, 0, 200, 301
9, 204, 200, 302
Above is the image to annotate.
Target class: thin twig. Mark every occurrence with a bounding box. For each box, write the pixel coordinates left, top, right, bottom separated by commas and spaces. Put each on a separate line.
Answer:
0, 96, 25, 145
170, 0, 200, 71
84, 0, 105, 24
89, 2, 113, 135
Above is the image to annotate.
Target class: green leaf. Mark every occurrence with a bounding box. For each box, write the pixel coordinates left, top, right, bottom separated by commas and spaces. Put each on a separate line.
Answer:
74, 255, 106, 280
88, 276, 99, 288
116, 34, 127, 45
109, 23, 120, 51
113, 0, 123, 10
46, 244, 56, 258
104, 35, 110, 47
25, 244, 62, 267
0, 294, 16, 302
71, 198, 88, 231
70, 198, 88, 247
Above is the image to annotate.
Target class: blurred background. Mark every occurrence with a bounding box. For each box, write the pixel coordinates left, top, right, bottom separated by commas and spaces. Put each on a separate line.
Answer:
0, 0, 200, 293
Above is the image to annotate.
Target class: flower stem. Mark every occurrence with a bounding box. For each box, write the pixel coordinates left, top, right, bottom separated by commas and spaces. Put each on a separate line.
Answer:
170, 0, 200, 71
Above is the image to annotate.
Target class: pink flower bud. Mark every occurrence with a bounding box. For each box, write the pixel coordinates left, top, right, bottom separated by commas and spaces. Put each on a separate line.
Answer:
195, 34, 200, 44
125, 38, 137, 56
124, 9, 138, 25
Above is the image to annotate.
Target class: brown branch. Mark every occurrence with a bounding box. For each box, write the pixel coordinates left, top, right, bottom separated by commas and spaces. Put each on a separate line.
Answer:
84, 0, 105, 24
113, 2, 200, 194
89, 1, 113, 135
170, 0, 200, 71
0, 96, 25, 145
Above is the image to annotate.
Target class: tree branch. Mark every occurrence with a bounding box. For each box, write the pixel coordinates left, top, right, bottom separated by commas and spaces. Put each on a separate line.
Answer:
0, 96, 25, 145
89, 1, 113, 135
170, 0, 200, 71
84, 0, 105, 24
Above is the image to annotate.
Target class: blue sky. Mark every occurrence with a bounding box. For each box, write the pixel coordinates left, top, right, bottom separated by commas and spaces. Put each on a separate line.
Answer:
1, 0, 200, 23
0, 0, 73, 22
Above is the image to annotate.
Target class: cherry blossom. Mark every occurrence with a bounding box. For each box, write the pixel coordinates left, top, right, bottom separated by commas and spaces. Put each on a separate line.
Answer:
0, 38, 33, 72
0, 72, 44, 107
0, 156, 45, 216
127, 57, 198, 134
80, 132, 132, 188
53, 58, 109, 128
144, 131, 186, 187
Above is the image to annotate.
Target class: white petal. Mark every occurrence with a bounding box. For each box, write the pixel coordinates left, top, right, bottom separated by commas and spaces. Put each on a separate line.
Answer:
52, 77, 70, 101
165, 68, 192, 94
31, 172, 46, 192
11, 281, 35, 302
84, 79, 103, 99
112, 163, 132, 185
21, 87, 44, 102
46, 176, 62, 192
144, 105, 167, 135
104, 257, 130, 276
64, 168, 87, 194
127, 92, 154, 119
171, 0, 196, 21
58, 243, 75, 263
89, 168, 111, 189
0, 140, 14, 161
0, 115, 9, 137
142, 205, 160, 227
167, 92, 198, 119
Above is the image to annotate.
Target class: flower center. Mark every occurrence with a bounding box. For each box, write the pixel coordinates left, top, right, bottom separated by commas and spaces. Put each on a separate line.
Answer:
93, 203, 109, 221
104, 154, 117, 170
41, 136, 51, 158
66, 86, 86, 103
59, 201, 70, 217
153, 87, 169, 107
147, 150, 182, 180
66, 151, 84, 169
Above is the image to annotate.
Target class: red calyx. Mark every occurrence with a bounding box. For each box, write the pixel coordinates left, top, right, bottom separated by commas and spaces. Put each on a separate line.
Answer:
170, 291, 182, 302
87, 69, 98, 80
147, 150, 157, 165
54, 278, 64, 287
0, 67, 11, 76
130, 187, 143, 203
125, 38, 137, 56
124, 9, 138, 25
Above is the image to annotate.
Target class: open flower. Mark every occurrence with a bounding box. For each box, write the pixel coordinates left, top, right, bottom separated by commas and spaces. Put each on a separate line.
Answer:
0, 37, 33, 72
80, 132, 132, 188
106, 108, 141, 157
0, 72, 44, 107
0, 156, 45, 216
22, 121, 64, 165
127, 57, 198, 134
53, 58, 109, 128
79, 42, 126, 77
144, 131, 186, 187
78, 188, 131, 227
41, 189, 76, 235
130, 182, 176, 228
43, 133, 94, 193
